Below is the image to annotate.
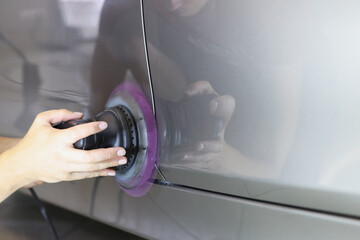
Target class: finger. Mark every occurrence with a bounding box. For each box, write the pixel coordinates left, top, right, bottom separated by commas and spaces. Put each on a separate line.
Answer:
196, 141, 223, 153
61, 121, 108, 143
22, 181, 43, 189
23, 183, 37, 189
70, 147, 126, 163
68, 169, 116, 181
185, 80, 216, 96
23, 182, 38, 189
36, 109, 83, 125
67, 157, 127, 172
209, 95, 235, 123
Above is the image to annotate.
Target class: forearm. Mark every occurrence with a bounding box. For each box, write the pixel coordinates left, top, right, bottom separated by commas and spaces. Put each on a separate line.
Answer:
0, 140, 30, 203
0, 109, 129, 203
0, 137, 21, 154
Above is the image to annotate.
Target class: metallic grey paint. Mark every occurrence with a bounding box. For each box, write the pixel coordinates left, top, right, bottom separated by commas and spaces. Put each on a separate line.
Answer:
27, 179, 360, 240
144, 0, 360, 216
1, 0, 360, 239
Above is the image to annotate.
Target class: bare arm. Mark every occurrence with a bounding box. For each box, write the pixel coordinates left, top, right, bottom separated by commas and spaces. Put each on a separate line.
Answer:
0, 137, 20, 154
0, 109, 128, 203
0, 137, 22, 201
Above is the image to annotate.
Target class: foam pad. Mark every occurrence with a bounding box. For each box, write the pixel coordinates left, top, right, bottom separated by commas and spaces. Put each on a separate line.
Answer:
108, 82, 158, 197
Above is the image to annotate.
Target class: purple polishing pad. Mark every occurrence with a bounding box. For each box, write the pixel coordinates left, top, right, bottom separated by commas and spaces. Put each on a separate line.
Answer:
109, 82, 158, 197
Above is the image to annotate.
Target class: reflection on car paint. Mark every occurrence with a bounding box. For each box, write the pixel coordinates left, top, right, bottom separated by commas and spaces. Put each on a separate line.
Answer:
2, 0, 360, 239
143, 0, 360, 216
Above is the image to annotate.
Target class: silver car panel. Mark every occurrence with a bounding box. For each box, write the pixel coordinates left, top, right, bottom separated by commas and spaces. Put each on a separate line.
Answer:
1, 0, 360, 239
27, 179, 360, 240
143, 0, 360, 216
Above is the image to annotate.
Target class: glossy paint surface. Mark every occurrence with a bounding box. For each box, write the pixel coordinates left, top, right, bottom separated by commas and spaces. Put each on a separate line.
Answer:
0, 0, 152, 134
0, 0, 102, 136
26, 179, 360, 240
1, 0, 360, 239
143, 0, 360, 215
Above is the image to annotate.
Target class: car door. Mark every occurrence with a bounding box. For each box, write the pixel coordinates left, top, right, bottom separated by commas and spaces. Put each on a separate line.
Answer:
143, 0, 360, 216
0, 0, 94, 136
3, 1, 360, 239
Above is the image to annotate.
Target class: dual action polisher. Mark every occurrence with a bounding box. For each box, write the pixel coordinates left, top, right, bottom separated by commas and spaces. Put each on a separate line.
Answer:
54, 82, 157, 197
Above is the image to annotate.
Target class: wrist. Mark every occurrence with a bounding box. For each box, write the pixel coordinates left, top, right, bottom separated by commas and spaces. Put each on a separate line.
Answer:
0, 137, 21, 154
0, 147, 34, 194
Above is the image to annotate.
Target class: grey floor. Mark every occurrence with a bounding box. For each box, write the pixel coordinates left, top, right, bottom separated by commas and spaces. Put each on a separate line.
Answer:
0, 191, 145, 240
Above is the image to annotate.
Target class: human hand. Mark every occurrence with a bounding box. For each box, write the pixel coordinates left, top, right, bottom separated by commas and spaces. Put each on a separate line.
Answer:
6, 109, 127, 186
22, 181, 43, 189
180, 81, 235, 164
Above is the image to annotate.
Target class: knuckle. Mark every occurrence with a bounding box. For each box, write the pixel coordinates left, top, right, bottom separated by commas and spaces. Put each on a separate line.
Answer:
62, 128, 75, 139
87, 164, 98, 171
68, 131, 79, 142
61, 172, 71, 181
68, 128, 78, 140
35, 112, 45, 121
50, 132, 62, 143
198, 80, 211, 89
198, 80, 210, 87
222, 95, 236, 105
105, 150, 113, 160
110, 160, 118, 167
83, 154, 94, 163
88, 172, 99, 179
82, 173, 92, 179
228, 96, 236, 109
81, 123, 98, 135
197, 80, 207, 84
84, 173, 93, 179
92, 122, 100, 132
58, 108, 69, 115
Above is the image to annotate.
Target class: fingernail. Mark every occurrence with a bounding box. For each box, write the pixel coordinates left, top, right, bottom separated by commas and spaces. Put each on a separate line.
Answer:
74, 112, 83, 116
108, 171, 116, 176
210, 100, 219, 114
118, 158, 127, 165
117, 149, 126, 156
99, 122, 108, 130
197, 143, 205, 151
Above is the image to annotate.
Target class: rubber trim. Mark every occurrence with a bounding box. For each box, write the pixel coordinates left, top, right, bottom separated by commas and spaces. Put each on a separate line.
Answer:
139, 0, 166, 181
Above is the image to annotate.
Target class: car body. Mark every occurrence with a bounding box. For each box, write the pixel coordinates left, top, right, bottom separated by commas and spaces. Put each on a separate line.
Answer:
1, 0, 360, 239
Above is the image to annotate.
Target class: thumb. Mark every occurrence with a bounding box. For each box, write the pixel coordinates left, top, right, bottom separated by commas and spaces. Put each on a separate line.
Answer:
35, 109, 84, 126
